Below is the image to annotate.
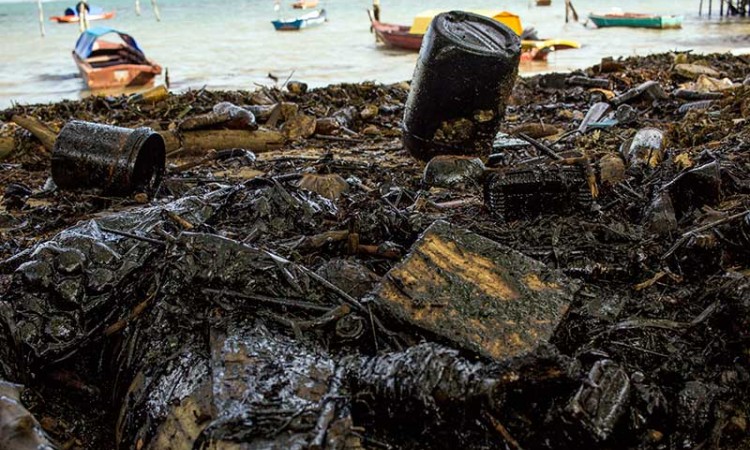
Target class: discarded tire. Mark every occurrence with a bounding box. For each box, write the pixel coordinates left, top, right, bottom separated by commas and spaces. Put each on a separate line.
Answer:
403, 11, 521, 161
51, 120, 165, 196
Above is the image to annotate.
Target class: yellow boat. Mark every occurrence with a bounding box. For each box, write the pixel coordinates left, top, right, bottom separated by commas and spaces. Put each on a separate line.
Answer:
403, 10, 579, 62
409, 9, 523, 35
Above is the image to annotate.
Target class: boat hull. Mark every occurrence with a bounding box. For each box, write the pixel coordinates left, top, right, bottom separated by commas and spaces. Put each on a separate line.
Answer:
73, 52, 161, 90
272, 10, 326, 31
51, 11, 116, 23
371, 20, 423, 50
589, 13, 683, 29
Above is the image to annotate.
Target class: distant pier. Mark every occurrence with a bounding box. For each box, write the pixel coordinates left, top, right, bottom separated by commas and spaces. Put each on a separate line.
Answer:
700, 0, 750, 17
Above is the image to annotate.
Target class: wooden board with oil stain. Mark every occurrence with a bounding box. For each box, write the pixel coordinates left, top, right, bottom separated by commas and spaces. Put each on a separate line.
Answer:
372, 220, 575, 361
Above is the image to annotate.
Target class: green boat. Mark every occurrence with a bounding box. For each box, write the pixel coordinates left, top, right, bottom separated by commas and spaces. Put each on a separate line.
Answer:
589, 12, 683, 29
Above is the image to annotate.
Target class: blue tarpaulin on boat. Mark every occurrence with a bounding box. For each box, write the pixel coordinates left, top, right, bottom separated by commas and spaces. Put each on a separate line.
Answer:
74, 27, 144, 59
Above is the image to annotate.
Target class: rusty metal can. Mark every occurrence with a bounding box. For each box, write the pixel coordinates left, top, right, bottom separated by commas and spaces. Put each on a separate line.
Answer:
51, 120, 165, 196
403, 11, 521, 161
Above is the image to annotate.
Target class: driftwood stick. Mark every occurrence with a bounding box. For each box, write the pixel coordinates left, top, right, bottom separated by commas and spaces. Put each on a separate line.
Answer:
160, 128, 285, 154
299, 266, 368, 314
483, 411, 525, 450
171, 149, 217, 173
662, 209, 750, 259
104, 295, 155, 336
11, 115, 57, 151
297, 304, 351, 330
310, 367, 345, 450
313, 134, 366, 143
202, 288, 331, 312
294, 230, 350, 250
515, 132, 563, 161
98, 226, 166, 247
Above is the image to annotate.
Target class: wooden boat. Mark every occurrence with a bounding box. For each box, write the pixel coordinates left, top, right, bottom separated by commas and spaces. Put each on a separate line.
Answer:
292, 0, 319, 9
367, 11, 580, 62
588, 12, 683, 29
272, 9, 327, 31
50, 5, 115, 23
368, 12, 422, 50
73, 27, 162, 90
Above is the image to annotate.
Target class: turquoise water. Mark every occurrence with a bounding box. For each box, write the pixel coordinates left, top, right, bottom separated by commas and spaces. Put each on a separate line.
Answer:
1, 0, 750, 108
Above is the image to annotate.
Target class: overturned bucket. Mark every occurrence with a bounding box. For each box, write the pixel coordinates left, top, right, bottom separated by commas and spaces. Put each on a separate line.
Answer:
51, 120, 166, 196
403, 11, 521, 161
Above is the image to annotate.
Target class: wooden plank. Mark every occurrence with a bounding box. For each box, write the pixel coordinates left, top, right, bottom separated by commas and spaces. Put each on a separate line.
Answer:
372, 220, 574, 361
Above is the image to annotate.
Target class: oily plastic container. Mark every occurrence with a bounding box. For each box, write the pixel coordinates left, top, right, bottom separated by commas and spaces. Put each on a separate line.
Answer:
403, 11, 521, 161
51, 120, 165, 196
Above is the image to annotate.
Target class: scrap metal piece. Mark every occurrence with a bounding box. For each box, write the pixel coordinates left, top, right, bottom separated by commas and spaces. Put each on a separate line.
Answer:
371, 220, 574, 361
569, 360, 630, 441
483, 165, 593, 222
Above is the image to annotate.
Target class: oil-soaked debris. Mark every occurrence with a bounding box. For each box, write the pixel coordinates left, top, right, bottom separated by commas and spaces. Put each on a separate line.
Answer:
422, 155, 485, 189
484, 165, 593, 221
0, 380, 54, 450
569, 359, 630, 441
1, 51, 750, 450
371, 220, 574, 360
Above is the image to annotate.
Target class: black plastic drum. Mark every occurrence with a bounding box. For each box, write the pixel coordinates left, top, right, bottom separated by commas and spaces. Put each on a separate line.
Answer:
403, 11, 521, 161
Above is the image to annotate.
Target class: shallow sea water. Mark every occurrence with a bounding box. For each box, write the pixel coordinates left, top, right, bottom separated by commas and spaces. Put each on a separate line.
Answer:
1, 0, 749, 107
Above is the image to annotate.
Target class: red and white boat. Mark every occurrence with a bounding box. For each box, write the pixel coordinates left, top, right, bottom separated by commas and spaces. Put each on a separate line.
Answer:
51, 5, 116, 23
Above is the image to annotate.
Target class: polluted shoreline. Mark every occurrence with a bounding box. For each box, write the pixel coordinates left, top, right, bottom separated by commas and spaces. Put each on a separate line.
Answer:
0, 48, 749, 450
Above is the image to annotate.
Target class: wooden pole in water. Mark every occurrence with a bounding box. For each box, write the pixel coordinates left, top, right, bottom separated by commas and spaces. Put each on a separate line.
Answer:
699, 0, 703, 15
565, 0, 579, 22
135, 0, 141, 16
151, 0, 161, 21
709, 0, 713, 16
37, 0, 45, 37
78, 1, 89, 32
373, 0, 380, 21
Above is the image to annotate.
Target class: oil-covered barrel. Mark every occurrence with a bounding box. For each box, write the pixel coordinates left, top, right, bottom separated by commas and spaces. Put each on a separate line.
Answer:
51, 120, 165, 196
403, 11, 521, 161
